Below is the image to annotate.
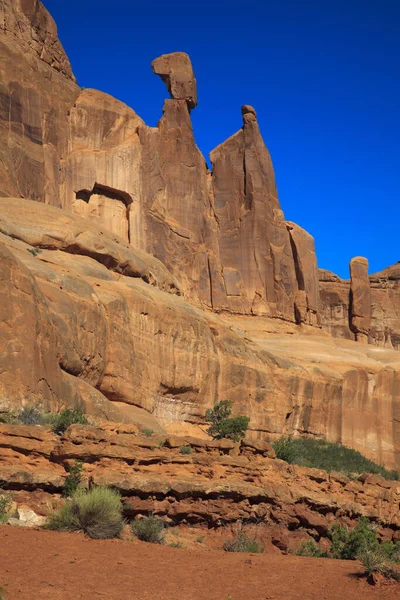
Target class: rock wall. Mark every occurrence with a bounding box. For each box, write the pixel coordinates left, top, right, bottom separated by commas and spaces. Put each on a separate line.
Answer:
1, 424, 399, 546
319, 263, 400, 351
0, 1, 321, 323
0, 1, 400, 470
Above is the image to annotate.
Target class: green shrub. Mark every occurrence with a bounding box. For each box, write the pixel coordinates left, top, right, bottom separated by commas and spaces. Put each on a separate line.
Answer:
272, 435, 296, 463
179, 446, 192, 455
271, 436, 399, 480
205, 400, 250, 442
62, 460, 84, 497
329, 517, 379, 560
223, 532, 264, 553
357, 547, 400, 582
16, 406, 47, 426
141, 429, 153, 437
46, 486, 123, 539
52, 408, 89, 435
131, 515, 165, 544
0, 491, 13, 524
0, 586, 6, 600
296, 540, 328, 558
26, 247, 42, 257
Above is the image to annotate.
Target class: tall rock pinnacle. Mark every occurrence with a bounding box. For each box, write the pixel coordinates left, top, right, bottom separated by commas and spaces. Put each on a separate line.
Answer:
151, 52, 197, 109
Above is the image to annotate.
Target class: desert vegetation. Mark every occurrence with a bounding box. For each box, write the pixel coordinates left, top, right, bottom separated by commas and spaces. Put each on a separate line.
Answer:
296, 516, 400, 581
273, 435, 399, 480
224, 531, 264, 553
46, 487, 124, 539
205, 400, 250, 442
0, 406, 89, 435
131, 515, 165, 544
0, 492, 13, 524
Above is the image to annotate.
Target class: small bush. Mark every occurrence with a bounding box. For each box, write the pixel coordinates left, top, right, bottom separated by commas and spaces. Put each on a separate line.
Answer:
131, 515, 165, 544
273, 435, 296, 463
52, 408, 89, 435
329, 517, 379, 560
141, 429, 153, 437
0, 586, 6, 600
271, 436, 399, 480
179, 446, 192, 455
357, 547, 400, 582
46, 486, 123, 539
296, 540, 328, 558
0, 492, 13, 524
224, 532, 264, 553
62, 460, 84, 497
27, 247, 42, 257
206, 400, 250, 442
16, 406, 47, 426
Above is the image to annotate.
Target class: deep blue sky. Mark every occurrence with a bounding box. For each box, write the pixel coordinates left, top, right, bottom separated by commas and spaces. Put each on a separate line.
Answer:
44, 0, 400, 278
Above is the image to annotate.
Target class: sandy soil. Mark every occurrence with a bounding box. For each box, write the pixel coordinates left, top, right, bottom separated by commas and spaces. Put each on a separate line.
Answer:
0, 526, 398, 600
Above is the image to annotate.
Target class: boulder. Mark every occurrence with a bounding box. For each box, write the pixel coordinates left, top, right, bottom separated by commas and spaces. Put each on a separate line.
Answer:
151, 52, 197, 109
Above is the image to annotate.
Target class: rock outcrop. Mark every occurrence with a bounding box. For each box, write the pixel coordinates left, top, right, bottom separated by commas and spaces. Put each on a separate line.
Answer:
0, 0, 400, 472
319, 262, 400, 351
152, 52, 197, 109
1, 424, 399, 546
350, 257, 371, 344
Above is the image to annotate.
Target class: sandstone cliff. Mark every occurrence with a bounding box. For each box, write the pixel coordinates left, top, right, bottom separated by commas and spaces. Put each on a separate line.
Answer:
0, 0, 399, 470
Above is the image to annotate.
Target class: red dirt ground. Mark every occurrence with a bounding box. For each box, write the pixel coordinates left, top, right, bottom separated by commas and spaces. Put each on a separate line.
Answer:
0, 526, 398, 600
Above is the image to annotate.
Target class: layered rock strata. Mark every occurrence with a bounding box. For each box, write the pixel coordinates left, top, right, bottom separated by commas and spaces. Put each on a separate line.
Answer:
0, 424, 399, 547
0, 0, 400, 472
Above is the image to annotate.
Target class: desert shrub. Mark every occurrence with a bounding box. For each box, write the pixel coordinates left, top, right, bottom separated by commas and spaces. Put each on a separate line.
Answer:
329, 517, 379, 560
131, 515, 165, 544
0, 491, 13, 524
273, 435, 296, 463
357, 547, 400, 582
223, 532, 264, 553
62, 460, 84, 497
179, 446, 192, 455
271, 436, 399, 480
206, 400, 250, 442
46, 486, 123, 539
52, 408, 89, 435
381, 540, 400, 563
296, 540, 328, 558
169, 541, 184, 548
141, 429, 153, 437
16, 406, 47, 426
26, 247, 42, 257
0, 586, 6, 600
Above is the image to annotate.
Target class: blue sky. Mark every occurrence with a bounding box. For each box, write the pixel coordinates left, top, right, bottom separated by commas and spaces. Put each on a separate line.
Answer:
44, 0, 400, 278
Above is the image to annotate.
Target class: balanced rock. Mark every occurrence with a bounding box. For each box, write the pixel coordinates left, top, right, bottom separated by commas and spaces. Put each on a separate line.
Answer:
241, 104, 257, 123
151, 52, 197, 109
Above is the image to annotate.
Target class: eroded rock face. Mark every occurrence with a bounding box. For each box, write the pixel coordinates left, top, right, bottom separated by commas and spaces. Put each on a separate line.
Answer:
210, 108, 298, 318
1, 424, 399, 542
1, 1, 400, 471
0, 0, 75, 80
286, 222, 320, 326
350, 257, 371, 344
151, 52, 197, 109
319, 262, 400, 350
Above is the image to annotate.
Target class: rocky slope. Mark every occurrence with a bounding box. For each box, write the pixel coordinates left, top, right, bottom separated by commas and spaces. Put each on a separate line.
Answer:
0, 0, 399, 470
1, 423, 399, 549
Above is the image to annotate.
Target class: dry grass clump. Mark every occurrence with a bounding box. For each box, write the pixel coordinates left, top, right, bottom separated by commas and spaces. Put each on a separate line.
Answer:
46, 486, 124, 539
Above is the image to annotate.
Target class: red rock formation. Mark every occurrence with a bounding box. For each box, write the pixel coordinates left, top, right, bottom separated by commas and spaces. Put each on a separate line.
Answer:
210, 106, 298, 319
1, 424, 399, 543
152, 52, 197, 109
350, 257, 371, 344
0, 1, 400, 471
286, 222, 321, 326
